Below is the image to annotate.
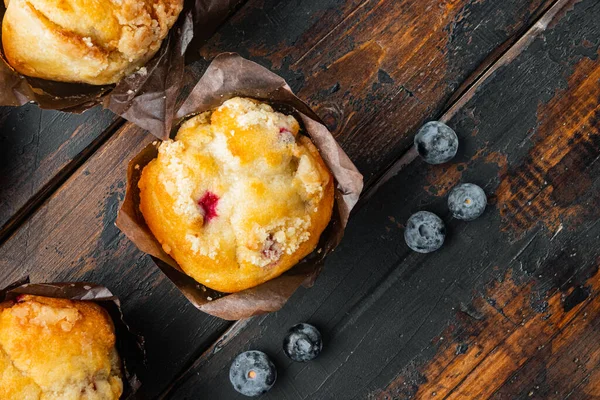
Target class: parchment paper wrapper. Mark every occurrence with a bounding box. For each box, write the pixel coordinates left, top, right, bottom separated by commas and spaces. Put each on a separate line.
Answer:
116, 53, 364, 320
0, 278, 145, 399
0, 0, 242, 139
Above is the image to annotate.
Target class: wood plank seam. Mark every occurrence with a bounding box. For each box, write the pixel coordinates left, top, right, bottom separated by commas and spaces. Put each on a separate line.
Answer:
157, 318, 252, 399
0, 0, 253, 247
444, 283, 594, 399
292, 0, 372, 68
444, 0, 559, 108
358, 0, 565, 209
0, 117, 126, 245
157, 0, 570, 396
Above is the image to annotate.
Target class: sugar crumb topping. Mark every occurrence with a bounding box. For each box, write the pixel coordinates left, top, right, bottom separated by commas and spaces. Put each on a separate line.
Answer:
0, 298, 122, 399
11, 301, 82, 332
152, 97, 329, 268
187, 234, 220, 258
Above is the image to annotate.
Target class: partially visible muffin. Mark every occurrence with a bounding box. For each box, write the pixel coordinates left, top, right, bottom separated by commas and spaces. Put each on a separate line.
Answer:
139, 97, 335, 293
0, 295, 123, 400
1, 0, 183, 84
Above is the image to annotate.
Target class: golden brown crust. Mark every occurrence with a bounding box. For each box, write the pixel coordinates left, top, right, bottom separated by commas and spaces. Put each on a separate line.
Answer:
139, 98, 335, 293
0, 295, 123, 400
1, 0, 183, 84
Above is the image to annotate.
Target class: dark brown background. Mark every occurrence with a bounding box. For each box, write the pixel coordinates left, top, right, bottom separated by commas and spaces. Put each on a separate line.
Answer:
1, 0, 599, 398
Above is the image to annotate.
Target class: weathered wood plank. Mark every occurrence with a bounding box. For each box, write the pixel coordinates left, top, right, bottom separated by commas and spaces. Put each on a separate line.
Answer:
375, 272, 600, 399
490, 286, 600, 399
0, 106, 120, 235
164, 0, 600, 398
202, 0, 555, 184
0, 0, 564, 398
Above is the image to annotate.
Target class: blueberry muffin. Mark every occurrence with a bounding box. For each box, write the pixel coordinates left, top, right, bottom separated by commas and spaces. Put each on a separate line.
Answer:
0, 295, 123, 399
2, 0, 183, 84
139, 97, 335, 293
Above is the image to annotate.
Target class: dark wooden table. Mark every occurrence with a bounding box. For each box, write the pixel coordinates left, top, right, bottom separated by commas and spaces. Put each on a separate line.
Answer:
1, 0, 599, 398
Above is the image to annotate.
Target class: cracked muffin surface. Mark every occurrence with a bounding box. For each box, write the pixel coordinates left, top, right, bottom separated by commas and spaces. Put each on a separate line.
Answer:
139, 97, 335, 293
1, 0, 183, 84
0, 295, 123, 400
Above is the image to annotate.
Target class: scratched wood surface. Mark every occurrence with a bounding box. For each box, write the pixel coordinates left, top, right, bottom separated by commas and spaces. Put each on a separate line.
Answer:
0, 105, 120, 237
202, 0, 555, 184
163, 0, 600, 398
0, 0, 598, 398
0, 0, 553, 244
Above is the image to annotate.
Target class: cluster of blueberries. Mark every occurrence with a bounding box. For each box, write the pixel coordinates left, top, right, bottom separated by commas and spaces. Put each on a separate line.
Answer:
405, 121, 488, 253
229, 323, 322, 397
229, 122, 483, 397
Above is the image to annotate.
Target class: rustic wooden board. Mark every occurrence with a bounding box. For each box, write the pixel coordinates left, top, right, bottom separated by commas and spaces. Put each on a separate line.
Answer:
0, 106, 120, 237
0, 0, 244, 241
164, 0, 600, 398
202, 0, 555, 184
0, 0, 567, 398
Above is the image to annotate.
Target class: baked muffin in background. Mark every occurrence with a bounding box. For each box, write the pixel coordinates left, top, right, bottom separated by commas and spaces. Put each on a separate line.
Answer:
1, 0, 183, 85
0, 295, 123, 400
139, 97, 335, 293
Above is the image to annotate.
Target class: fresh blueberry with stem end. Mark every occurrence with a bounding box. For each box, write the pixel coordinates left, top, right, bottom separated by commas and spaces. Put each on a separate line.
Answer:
283, 323, 323, 362
229, 351, 277, 397
448, 183, 487, 221
404, 211, 446, 253
414, 121, 459, 164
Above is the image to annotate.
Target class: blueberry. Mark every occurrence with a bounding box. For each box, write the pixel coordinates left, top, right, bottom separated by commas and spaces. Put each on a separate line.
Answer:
229, 351, 277, 397
414, 121, 459, 164
283, 323, 322, 362
448, 183, 487, 221
404, 211, 446, 253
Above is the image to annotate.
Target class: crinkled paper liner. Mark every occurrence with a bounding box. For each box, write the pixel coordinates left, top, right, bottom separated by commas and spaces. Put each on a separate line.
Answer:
0, 0, 242, 139
0, 278, 145, 399
116, 53, 364, 321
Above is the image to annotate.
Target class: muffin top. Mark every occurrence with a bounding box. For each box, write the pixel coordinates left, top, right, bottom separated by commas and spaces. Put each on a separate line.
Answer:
2, 0, 183, 84
139, 97, 335, 293
0, 295, 123, 400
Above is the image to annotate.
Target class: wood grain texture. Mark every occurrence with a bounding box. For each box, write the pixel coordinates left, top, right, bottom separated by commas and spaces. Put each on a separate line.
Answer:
0, 61, 218, 244
164, 0, 600, 398
374, 271, 600, 399
201, 0, 555, 185
0, 0, 577, 398
0, 106, 119, 236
